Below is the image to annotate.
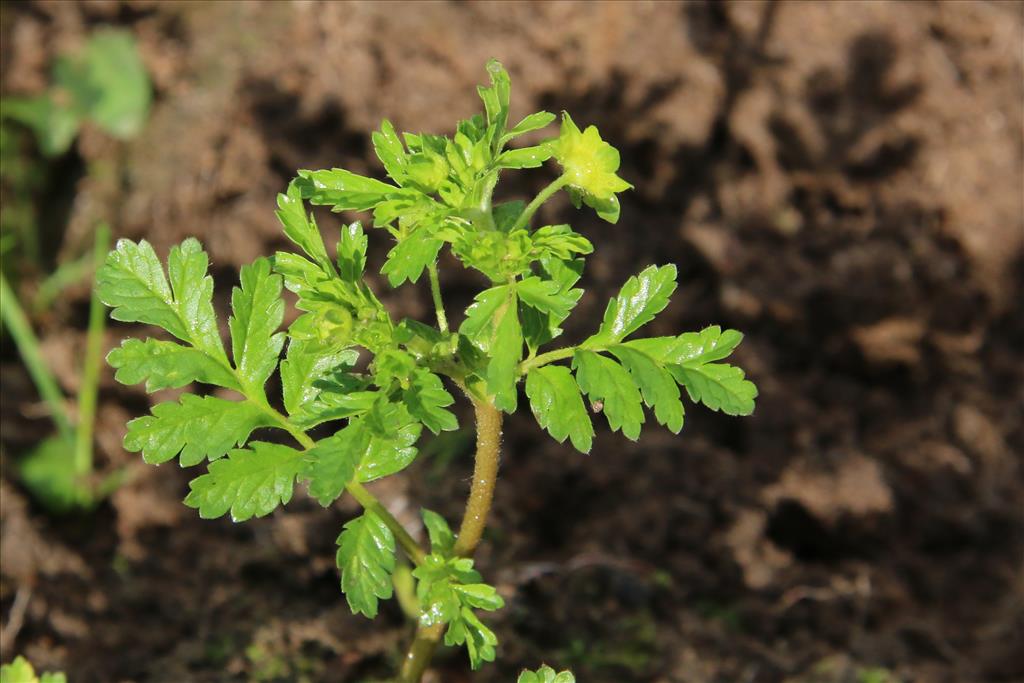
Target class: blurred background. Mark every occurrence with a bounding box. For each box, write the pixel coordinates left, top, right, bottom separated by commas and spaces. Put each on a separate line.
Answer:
1, 2, 1022, 682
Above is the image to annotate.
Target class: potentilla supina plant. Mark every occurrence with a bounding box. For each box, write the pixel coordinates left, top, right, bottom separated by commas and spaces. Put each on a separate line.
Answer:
97, 60, 757, 681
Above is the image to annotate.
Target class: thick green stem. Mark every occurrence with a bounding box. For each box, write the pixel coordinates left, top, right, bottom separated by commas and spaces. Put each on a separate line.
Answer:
399, 399, 503, 682
509, 174, 568, 233
427, 263, 448, 333
454, 399, 503, 557
0, 271, 73, 440
73, 224, 111, 477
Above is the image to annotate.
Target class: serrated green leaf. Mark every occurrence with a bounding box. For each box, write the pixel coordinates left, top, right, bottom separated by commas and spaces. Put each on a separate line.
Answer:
296, 168, 397, 211
167, 238, 225, 358
517, 276, 578, 321
125, 395, 270, 467
302, 424, 366, 506
372, 119, 408, 183
107, 338, 238, 392
276, 180, 333, 273
354, 403, 422, 483
404, 369, 458, 434
184, 442, 304, 521
460, 285, 510, 352
525, 365, 593, 453
336, 511, 395, 618
98, 238, 186, 341
502, 111, 556, 143
478, 58, 511, 151
445, 606, 499, 670
588, 264, 677, 345
486, 287, 522, 412
572, 350, 644, 440
670, 363, 757, 416
229, 258, 285, 392
280, 340, 359, 418
610, 346, 684, 433
337, 221, 368, 281
496, 145, 553, 169
381, 228, 444, 286
671, 325, 745, 366
530, 225, 593, 260
452, 583, 504, 611
421, 508, 455, 556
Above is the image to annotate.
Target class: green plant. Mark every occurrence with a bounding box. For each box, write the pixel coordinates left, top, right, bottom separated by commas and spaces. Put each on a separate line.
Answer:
98, 60, 756, 681
1, 224, 116, 511
0, 28, 150, 158
0, 656, 66, 683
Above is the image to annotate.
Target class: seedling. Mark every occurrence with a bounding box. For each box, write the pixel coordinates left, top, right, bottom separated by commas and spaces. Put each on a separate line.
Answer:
98, 60, 756, 680
1, 28, 150, 158
1, 225, 116, 512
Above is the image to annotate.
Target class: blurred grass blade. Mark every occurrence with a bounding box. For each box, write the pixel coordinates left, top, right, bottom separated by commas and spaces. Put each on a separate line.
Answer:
74, 223, 111, 477
0, 270, 73, 439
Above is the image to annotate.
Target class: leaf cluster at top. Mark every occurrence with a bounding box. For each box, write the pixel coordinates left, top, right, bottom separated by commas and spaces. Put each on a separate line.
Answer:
97, 59, 756, 671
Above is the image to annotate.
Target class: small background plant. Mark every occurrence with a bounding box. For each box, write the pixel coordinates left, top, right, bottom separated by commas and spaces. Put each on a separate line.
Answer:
97, 60, 756, 680
0, 27, 151, 513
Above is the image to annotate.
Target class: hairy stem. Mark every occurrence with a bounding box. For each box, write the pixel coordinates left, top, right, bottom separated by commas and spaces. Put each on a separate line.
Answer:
454, 399, 503, 556
427, 262, 448, 333
0, 271, 74, 440
74, 224, 111, 477
509, 174, 568, 232
399, 399, 504, 682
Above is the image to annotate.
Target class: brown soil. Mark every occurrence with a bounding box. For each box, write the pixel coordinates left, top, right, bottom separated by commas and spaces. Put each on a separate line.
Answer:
2, 2, 1022, 682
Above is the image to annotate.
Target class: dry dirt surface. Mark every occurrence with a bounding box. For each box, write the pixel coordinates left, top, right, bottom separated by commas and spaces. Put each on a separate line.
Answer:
1, 2, 1022, 682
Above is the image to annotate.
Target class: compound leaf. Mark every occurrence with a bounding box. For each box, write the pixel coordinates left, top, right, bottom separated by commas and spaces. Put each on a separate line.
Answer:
381, 228, 444, 287
184, 442, 304, 521
517, 276, 578, 321
336, 511, 396, 618
525, 365, 593, 453
404, 368, 458, 434
125, 395, 270, 467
